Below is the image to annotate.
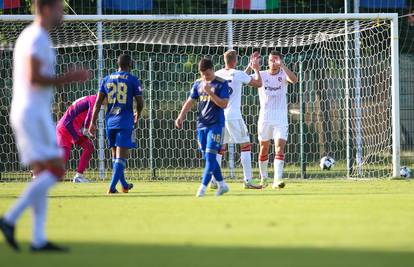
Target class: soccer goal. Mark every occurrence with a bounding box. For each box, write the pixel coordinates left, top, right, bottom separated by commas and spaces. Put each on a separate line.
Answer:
0, 13, 400, 181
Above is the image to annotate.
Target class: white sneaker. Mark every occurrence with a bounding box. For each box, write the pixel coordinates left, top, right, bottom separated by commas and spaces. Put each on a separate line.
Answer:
196, 188, 206, 197
272, 180, 285, 189
73, 174, 90, 183
215, 183, 229, 196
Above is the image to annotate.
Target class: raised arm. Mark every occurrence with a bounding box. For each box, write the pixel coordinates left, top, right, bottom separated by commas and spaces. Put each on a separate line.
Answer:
247, 58, 262, 88
282, 63, 298, 84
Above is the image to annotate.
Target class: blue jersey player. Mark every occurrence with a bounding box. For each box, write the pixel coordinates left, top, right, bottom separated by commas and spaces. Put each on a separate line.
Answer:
175, 58, 230, 197
89, 54, 144, 194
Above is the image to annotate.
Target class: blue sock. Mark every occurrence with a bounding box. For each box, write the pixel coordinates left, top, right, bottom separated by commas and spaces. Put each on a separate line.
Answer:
117, 158, 128, 189
109, 158, 126, 191
201, 152, 222, 186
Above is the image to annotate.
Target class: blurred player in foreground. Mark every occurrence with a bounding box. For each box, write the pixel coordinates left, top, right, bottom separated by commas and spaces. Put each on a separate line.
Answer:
0, 0, 89, 252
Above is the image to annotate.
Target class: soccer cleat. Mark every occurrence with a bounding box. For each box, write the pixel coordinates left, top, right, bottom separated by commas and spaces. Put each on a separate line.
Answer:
210, 180, 218, 190
196, 185, 206, 197
215, 184, 229, 196
30, 242, 69, 253
243, 180, 263, 189
72, 174, 90, 183
122, 183, 134, 193
272, 181, 286, 189
0, 217, 19, 251
107, 189, 119, 194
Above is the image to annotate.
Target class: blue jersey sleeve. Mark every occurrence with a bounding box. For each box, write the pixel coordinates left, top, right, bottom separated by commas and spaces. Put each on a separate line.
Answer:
99, 77, 107, 95
219, 81, 230, 100
190, 81, 199, 100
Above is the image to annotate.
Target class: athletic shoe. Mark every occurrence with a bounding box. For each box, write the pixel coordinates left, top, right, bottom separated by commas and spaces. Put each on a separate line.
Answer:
196, 186, 206, 197
30, 242, 69, 253
272, 180, 286, 189
0, 217, 19, 251
243, 180, 263, 189
210, 180, 218, 190
107, 189, 119, 194
215, 184, 229, 196
72, 174, 90, 183
122, 183, 134, 193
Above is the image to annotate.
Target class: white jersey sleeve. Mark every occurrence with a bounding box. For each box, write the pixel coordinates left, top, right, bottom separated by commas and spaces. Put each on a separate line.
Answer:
236, 71, 252, 85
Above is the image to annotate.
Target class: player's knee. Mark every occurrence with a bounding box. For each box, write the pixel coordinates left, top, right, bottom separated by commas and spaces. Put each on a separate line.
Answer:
219, 145, 226, 156
205, 152, 219, 170
275, 152, 285, 161
241, 143, 252, 152
259, 153, 269, 162
46, 165, 66, 181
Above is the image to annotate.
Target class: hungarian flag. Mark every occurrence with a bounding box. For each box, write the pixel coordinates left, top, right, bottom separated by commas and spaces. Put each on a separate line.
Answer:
0, 0, 21, 9
233, 0, 279, 10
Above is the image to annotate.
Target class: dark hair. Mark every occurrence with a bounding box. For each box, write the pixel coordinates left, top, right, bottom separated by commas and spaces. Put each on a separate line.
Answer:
35, 0, 61, 9
198, 58, 214, 72
117, 54, 132, 69
269, 50, 283, 59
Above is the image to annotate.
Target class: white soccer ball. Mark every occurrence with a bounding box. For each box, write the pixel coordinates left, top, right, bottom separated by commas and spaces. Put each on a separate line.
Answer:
400, 166, 412, 178
320, 156, 335, 170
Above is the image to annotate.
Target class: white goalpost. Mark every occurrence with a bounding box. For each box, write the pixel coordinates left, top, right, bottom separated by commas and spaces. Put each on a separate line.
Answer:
0, 13, 400, 180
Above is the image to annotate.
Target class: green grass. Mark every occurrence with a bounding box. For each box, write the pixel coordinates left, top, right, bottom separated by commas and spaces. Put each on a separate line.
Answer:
1, 180, 414, 267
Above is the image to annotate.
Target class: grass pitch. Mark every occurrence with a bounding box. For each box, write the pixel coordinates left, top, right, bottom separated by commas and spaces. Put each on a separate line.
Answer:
0, 180, 414, 267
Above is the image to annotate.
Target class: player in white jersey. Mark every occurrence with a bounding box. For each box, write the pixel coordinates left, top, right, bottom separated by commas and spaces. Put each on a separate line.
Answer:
252, 51, 298, 189
0, 0, 89, 252
212, 50, 262, 189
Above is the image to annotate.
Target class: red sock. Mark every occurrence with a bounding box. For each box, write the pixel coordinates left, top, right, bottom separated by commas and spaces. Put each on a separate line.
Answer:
76, 138, 94, 174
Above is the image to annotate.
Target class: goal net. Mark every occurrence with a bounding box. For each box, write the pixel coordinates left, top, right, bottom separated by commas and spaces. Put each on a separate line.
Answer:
0, 14, 400, 181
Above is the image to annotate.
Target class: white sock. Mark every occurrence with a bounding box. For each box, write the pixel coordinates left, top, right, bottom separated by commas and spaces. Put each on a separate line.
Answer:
240, 151, 252, 183
218, 180, 226, 187
199, 184, 207, 191
211, 154, 223, 184
75, 172, 83, 177
274, 158, 285, 182
32, 190, 48, 248
4, 171, 56, 225
259, 160, 269, 182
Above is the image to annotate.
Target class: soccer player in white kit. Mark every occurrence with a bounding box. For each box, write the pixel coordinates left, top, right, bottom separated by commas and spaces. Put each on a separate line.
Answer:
254, 51, 298, 189
0, 0, 89, 252
213, 50, 263, 189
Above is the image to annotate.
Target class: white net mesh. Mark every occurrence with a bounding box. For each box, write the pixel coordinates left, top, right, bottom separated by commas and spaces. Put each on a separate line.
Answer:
0, 16, 395, 181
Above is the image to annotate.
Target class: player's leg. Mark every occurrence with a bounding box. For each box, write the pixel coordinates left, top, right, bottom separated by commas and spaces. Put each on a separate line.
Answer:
207, 126, 228, 196
107, 129, 120, 194
1, 113, 66, 251
114, 128, 136, 193
258, 122, 272, 185
272, 126, 288, 189
259, 141, 270, 185
210, 144, 225, 190
73, 136, 94, 183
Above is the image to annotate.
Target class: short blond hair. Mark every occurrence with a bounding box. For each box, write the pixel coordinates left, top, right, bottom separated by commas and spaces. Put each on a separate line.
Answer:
224, 49, 237, 64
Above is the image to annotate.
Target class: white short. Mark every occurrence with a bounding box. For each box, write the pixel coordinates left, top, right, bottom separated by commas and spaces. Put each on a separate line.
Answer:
223, 119, 250, 144
10, 107, 62, 165
258, 121, 288, 142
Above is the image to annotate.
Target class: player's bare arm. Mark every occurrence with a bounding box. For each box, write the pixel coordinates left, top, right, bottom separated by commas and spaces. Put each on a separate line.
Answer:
88, 92, 106, 137
29, 56, 89, 87
175, 97, 195, 129
134, 95, 144, 125
203, 83, 229, 108
281, 63, 298, 84
247, 57, 262, 88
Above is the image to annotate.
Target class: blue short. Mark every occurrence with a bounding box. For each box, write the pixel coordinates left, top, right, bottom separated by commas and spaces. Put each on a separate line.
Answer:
197, 126, 223, 155
106, 128, 136, 149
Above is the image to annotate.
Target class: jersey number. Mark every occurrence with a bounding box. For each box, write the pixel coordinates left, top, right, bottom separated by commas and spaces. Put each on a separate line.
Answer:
107, 82, 128, 104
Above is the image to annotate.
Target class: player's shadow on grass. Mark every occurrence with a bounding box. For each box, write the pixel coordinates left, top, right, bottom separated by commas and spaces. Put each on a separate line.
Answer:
0, 242, 412, 267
